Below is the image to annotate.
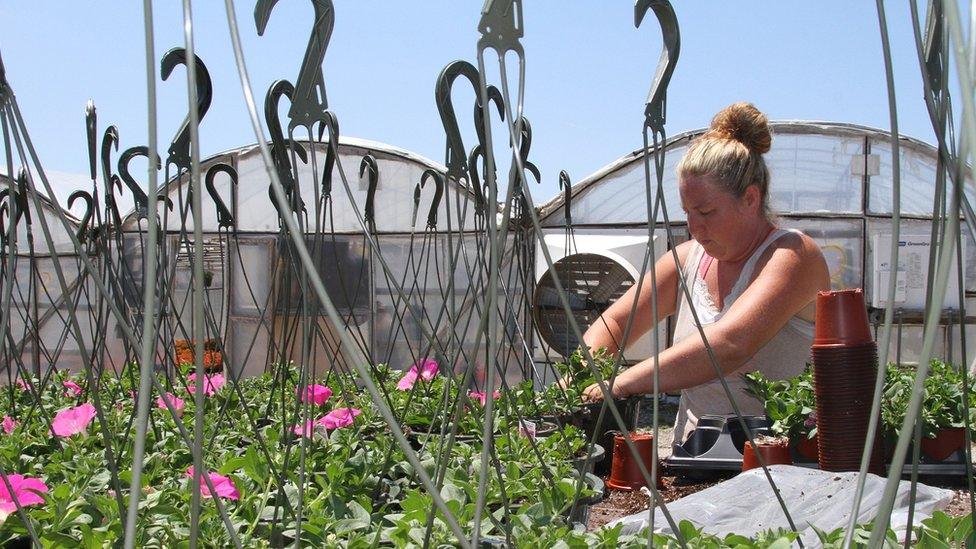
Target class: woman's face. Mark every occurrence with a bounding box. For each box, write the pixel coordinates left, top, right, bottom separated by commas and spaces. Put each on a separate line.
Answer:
679, 174, 763, 261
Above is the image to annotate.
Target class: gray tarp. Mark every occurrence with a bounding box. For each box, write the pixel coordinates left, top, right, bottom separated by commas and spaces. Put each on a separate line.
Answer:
607, 465, 953, 546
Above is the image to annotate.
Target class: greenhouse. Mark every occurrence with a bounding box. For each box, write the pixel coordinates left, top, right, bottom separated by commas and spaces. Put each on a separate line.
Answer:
0, 1, 975, 548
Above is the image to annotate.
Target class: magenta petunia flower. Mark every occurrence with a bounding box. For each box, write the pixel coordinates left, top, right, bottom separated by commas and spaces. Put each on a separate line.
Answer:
187, 373, 225, 397
468, 390, 501, 406
62, 380, 83, 397
297, 384, 333, 406
292, 419, 321, 438
1, 416, 16, 434
51, 403, 97, 437
156, 393, 186, 418
185, 467, 239, 501
318, 407, 362, 430
396, 359, 439, 391
396, 370, 419, 391
0, 474, 48, 513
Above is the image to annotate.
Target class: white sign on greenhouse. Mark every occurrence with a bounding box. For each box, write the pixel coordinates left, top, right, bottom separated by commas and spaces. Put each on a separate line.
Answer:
872, 233, 964, 310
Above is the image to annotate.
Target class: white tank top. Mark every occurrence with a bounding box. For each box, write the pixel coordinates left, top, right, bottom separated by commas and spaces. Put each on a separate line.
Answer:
670, 229, 815, 444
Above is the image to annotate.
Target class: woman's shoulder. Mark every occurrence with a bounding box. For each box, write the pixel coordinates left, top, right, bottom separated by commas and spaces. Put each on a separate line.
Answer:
758, 228, 830, 288
674, 239, 697, 257
670, 239, 698, 270
771, 229, 828, 264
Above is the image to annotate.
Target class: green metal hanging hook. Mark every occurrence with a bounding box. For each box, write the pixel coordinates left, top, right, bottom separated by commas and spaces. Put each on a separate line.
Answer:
635, 0, 680, 132
255, 0, 335, 133
160, 47, 213, 174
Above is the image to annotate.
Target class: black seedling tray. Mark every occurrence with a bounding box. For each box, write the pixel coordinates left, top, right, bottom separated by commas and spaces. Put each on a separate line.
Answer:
665, 414, 772, 472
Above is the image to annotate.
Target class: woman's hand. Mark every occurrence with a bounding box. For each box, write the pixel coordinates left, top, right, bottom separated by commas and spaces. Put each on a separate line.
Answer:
581, 381, 626, 403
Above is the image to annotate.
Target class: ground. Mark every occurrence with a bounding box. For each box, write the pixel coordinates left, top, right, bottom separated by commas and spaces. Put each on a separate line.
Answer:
585, 397, 976, 530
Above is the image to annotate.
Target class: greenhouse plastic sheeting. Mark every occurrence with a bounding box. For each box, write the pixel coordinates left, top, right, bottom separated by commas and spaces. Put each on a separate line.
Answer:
607, 465, 953, 546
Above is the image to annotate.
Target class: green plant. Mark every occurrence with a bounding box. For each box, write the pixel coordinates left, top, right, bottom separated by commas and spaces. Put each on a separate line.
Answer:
555, 348, 620, 392
882, 360, 976, 439
914, 510, 976, 548
742, 367, 817, 440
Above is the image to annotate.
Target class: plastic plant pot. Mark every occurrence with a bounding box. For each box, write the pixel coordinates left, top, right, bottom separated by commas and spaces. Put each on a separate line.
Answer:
794, 434, 819, 461
571, 443, 606, 476
741, 439, 793, 472
571, 397, 640, 473
920, 428, 967, 461
565, 472, 606, 527
812, 288, 874, 347
607, 432, 663, 491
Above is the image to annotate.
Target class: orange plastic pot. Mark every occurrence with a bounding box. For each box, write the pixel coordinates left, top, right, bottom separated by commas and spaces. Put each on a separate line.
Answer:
920, 428, 967, 461
742, 440, 793, 472
607, 433, 663, 491
813, 289, 873, 347
794, 434, 819, 461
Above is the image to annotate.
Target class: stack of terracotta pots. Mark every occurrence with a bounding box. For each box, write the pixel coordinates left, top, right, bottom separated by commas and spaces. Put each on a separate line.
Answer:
811, 289, 884, 474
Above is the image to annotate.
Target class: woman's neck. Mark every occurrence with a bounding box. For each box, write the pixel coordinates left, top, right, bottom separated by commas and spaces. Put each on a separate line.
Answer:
722, 221, 775, 265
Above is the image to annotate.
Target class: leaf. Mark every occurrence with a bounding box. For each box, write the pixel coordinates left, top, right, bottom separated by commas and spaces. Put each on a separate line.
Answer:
242, 445, 267, 484
678, 519, 701, 542
218, 456, 247, 475
439, 483, 465, 506
347, 500, 370, 523
51, 483, 71, 501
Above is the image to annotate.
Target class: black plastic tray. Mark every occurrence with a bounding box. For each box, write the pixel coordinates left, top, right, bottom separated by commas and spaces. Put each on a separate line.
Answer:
665, 414, 771, 472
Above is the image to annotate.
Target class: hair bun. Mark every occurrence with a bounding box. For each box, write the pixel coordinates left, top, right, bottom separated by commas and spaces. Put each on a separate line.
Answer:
705, 102, 771, 154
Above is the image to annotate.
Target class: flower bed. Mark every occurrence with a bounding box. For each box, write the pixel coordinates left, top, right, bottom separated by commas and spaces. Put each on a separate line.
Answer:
0, 361, 606, 547
1, 356, 970, 547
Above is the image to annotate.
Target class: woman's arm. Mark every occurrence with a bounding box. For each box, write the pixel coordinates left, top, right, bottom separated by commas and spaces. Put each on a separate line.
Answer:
581, 241, 693, 355
586, 232, 829, 399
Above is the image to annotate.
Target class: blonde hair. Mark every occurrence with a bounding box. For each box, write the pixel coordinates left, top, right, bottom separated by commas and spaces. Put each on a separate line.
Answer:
677, 102, 773, 219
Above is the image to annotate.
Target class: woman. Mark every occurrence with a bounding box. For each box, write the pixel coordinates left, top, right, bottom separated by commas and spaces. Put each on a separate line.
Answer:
581, 102, 830, 444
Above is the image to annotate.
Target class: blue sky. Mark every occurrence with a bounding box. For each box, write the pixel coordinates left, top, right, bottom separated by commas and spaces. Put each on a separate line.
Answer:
0, 2, 956, 210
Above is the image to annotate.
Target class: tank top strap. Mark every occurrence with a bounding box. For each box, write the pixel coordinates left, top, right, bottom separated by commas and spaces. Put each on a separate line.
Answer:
674, 242, 705, 317
725, 228, 800, 306
678, 242, 705, 282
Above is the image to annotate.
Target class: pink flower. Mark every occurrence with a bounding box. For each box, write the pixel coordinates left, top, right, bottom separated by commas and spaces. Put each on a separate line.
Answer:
156, 393, 186, 418
15, 379, 28, 391
185, 467, 239, 501
396, 359, 439, 391
319, 407, 362, 430
187, 373, 225, 397
1, 416, 16, 434
297, 384, 332, 406
0, 474, 48, 513
51, 403, 97, 437
63, 380, 83, 397
292, 419, 320, 437
468, 390, 501, 406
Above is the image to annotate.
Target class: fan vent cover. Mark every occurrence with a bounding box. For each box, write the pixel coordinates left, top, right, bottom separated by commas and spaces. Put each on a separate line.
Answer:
533, 253, 635, 357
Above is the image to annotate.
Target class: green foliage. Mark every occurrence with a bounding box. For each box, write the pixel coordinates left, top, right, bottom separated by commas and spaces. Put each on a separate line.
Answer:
914, 510, 976, 548
0, 367, 599, 547
742, 367, 817, 439
554, 347, 620, 393
4, 364, 973, 547
882, 360, 976, 439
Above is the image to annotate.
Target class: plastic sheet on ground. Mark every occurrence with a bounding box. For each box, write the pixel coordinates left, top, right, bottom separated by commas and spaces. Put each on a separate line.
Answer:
606, 465, 953, 546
